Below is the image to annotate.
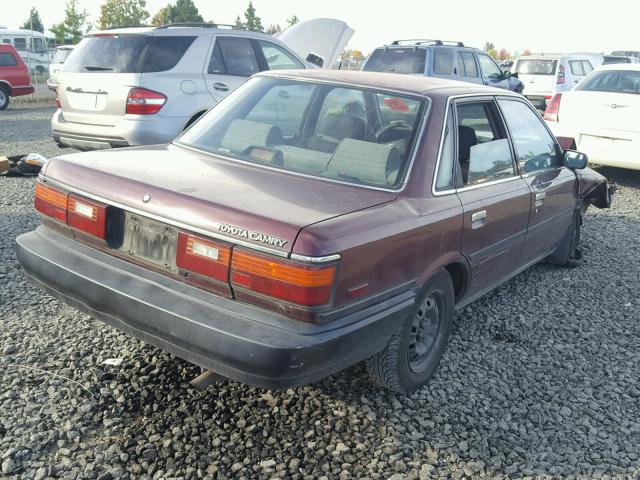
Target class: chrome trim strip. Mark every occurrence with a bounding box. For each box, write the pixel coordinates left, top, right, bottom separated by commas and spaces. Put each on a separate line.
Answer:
456, 175, 521, 192
431, 92, 524, 198
290, 253, 341, 263
42, 177, 290, 258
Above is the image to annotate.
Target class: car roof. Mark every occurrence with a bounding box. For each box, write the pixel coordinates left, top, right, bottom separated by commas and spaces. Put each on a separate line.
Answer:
88, 24, 272, 38
257, 69, 517, 97
0, 44, 18, 53
595, 64, 640, 71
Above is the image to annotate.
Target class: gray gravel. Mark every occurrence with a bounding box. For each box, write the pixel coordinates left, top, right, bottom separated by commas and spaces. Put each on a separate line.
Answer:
2, 103, 640, 479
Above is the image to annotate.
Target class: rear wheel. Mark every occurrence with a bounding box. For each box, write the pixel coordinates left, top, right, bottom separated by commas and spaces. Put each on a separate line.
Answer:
366, 271, 454, 393
0, 87, 9, 110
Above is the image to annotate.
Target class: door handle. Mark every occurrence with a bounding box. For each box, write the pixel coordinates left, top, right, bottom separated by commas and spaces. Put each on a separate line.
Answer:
471, 210, 487, 229
213, 82, 229, 92
535, 192, 546, 207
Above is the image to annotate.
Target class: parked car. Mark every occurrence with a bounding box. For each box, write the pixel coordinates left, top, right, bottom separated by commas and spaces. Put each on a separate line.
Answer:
611, 50, 640, 60
47, 45, 74, 91
545, 64, 640, 170
362, 40, 523, 93
499, 60, 514, 72
18, 70, 613, 393
52, 21, 352, 151
512, 53, 602, 109
0, 43, 34, 110
603, 55, 640, 65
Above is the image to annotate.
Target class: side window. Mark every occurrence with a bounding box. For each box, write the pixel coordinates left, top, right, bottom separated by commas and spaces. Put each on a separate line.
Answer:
435, 107, 455, 190
258, 41, 304, 70
569, 60, 584, 76
433, 49, 454, 75
582, 60, 593, 74
498, 99, 561, 173
0, 53, 17, 67
13, 38, 27, 51
455, 101, 514, 186
142, 36, 196, 73
209, 37, 259, 76
458, 51, 478, 78
478, 54, 502, 78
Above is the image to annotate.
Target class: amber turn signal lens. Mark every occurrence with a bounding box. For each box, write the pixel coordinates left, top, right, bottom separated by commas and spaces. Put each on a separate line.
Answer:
231, 250, 336, 306
34, 182, 68, 222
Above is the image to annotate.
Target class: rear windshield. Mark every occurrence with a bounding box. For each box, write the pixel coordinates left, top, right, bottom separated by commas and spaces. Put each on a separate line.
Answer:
177, 77, 427, 189
363, 48, 426, 74
514, 59, 557, 75
603, 56, 630, 65
53, 48, 73, 64
576, 70, 640, 95
63, 35, 195, 73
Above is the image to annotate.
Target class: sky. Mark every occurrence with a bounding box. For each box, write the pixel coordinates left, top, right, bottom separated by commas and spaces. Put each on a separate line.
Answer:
0, 0, 637, 55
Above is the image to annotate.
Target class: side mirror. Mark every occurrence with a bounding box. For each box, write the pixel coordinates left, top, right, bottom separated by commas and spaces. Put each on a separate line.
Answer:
564, 150, 588, 169
503, 71, 511, 79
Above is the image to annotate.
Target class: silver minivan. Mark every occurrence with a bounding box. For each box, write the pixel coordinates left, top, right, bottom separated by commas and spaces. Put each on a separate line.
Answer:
52, 22, 352, 151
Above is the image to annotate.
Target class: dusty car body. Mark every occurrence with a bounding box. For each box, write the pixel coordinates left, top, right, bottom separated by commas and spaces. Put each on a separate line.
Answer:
17, 70, 613, 393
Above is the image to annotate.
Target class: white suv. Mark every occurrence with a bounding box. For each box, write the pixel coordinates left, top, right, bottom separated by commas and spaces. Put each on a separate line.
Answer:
52, 21, 352, 151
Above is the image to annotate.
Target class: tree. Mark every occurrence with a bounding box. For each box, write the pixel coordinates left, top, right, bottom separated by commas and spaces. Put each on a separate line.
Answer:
235, 15, 243, 26
243, 2, 262, 30
487, 48, 498, 59
286, 15, 299, 27
484, 41, 495, 52
265, 24, 281, 35
21, 7, 45, 33
151, 0, 203, 26
50, 0, 89, 44
97, 0, 149, 30
497, 48, 509, 60
521, 49, 532, 56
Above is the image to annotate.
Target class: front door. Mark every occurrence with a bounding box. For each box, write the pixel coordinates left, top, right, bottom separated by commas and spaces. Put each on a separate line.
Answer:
452, 98, 531, 296
497, 98, 578, 265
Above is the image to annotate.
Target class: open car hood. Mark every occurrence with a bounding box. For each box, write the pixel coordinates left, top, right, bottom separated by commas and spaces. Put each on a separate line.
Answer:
277, 18, 354, 69
43, 144, 396, 255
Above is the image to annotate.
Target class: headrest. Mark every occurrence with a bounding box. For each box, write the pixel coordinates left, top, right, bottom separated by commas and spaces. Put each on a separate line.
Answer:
220, 119, 283, 153
326, 138, 401, 185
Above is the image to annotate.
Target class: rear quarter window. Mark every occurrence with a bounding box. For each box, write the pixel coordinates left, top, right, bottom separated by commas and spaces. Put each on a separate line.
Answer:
0, 53, 17, 67
142, 36, 196, 72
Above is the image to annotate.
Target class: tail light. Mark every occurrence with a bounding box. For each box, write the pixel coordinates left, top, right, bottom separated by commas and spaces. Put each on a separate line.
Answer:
176, 232, 231, 282
556, 65, 565, 84
544, 93, 562, 122
67, 194, 108, 239
126, 88, 166, 115
55, 94, 61, 109
231, 250, 336, 306
34, 182, 67, 222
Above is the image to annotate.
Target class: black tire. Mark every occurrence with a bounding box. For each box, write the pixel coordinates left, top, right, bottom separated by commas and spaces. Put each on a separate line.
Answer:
366, 271, 455, 393
0, 87, 9, 110
563, 213, 583, 268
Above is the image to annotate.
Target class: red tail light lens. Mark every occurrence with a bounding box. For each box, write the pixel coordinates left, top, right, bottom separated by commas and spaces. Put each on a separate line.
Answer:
67, 194, 107, 239
55, 95, 61, 108
556, 65, 565, 84
126, 88, 166, 115
176, 232, 231, 282
231, 250, 336, 306
544, 93, 562, 122
34, 182, 68, 222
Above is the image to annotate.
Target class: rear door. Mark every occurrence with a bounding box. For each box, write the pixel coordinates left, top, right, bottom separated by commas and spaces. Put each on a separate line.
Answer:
204, 36, 261, 101
451, 98, 531, 296
456, 50, 482, 85
498, 97, 577, 264
57, 34, 147, 126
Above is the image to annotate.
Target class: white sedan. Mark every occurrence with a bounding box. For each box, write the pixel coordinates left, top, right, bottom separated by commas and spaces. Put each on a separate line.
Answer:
545, 64, 640, 170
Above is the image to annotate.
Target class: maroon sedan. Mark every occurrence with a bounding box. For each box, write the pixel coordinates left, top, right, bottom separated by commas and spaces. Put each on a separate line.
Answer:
16, 70, 613, 393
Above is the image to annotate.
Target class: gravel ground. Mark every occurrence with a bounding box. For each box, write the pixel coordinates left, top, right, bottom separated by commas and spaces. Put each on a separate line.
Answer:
2, 104, 640, 479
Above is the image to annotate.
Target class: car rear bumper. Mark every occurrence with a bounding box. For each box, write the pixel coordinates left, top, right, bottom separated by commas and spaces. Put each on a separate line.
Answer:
51, 109, 185, 150
11, 85, 35, 97
16, 227, 414, 389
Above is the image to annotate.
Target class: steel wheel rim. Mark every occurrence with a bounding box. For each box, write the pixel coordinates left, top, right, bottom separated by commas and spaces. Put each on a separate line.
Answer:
408, 291, 444, 373
0, 90, 6, 106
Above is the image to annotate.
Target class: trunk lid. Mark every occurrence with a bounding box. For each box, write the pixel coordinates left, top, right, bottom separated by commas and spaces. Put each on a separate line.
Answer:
44, 144, 397, 254
560, 90, 640, 135
276, 18, 354, 69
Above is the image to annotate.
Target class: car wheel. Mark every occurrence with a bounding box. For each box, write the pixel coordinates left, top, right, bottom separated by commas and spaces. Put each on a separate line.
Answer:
564, 213, 583, 267
366, 271, 454, 393
0, 87, 9, 110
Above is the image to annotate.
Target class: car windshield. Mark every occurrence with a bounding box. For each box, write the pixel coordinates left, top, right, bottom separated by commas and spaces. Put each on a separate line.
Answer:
576, 70, 640, 94
177, 77, 427, 188
53, 48, 73, 63
363, 48, 426, 74
63, 35, 195, 73
514, 59, 557, 75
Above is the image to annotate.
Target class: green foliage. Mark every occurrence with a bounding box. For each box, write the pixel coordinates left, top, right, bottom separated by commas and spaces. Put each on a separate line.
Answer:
50, 0, 89, 44
484, 41, 495, 52
235, 15, 243, 26
151, 0, 203, 26
243, 1, 263, 30
97, 0, 149, 30
21, 7, 45, 33
286, 15, 299, 27
265, 24, 281, 35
